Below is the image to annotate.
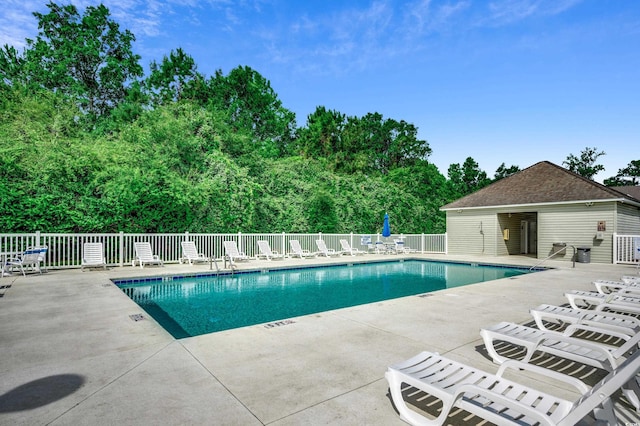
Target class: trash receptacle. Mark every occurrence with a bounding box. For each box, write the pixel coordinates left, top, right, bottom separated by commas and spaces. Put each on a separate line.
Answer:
576, 247, 591, 263
552, 243, 566, 256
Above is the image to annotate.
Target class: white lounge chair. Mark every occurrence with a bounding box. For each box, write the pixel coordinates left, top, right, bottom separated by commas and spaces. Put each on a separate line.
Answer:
530, 303, 640, 335
2, 246, 47, 276
257, 240, 284, 261
565, 289, 640, 310
81, 242, 107, 271
315, 240, 340, 257
374, 241, 388, 254
480, 320, 640, 371
339, 239, 364, 256
289, 240, 315, 258
594, 279, 640, 294
180, 241, 209, 265
132, 242, 164, 269
223, 241, 250, 264
386, 349, 640, 426
622, 275, 640, 284
394, 239, 417, 254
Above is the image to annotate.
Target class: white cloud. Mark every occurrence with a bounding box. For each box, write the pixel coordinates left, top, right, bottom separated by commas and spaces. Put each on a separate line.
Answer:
0, 1, 43, 49
485, 0, 583, 26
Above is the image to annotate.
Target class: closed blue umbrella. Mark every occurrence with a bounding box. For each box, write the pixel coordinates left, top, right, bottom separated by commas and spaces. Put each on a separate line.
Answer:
382, 213, 391, 238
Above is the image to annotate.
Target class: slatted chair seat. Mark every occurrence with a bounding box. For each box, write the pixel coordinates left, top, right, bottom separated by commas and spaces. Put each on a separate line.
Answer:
81, 242, 107, 271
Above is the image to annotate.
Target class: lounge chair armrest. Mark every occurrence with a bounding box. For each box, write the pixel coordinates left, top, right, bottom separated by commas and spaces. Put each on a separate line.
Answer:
497, 359, 590, 393
449, 383, 557, 426
596, 303, 640, 315
564, 323, 632, 340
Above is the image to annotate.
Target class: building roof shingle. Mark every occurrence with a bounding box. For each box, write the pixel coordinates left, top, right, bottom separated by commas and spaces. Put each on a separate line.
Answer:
441, 161, 640, 210
613, 185, 640, 200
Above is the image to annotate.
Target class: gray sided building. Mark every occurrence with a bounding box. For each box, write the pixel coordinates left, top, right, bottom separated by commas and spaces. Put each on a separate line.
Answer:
441, 161, 640, 264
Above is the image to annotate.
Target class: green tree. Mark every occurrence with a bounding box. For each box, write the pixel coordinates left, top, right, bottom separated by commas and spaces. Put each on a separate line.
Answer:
604, 160, 640, 186
493, 163, 520, 181
145, 48, 201, 106
10, 2, 142, 117
209, 66, 296, 157
297, 110, 431, 174
386, 162, 447, 233
307, 191, 338, 232
563, 147, 606, 180
347, 113, 431, 174
0, 45, 25, 87
296, 106, 346, 158
446, 157, 491, 199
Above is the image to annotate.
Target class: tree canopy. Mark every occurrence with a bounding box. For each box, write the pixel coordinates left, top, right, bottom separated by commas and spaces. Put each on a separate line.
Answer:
2, 2, 143, 119
0, 2, 636, 234
562, 147, 606, 180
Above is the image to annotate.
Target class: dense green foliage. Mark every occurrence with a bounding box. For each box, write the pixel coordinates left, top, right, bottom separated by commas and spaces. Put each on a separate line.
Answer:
604, 160, 640, 186
562, 147, 606, 180
0, 3, 635, 234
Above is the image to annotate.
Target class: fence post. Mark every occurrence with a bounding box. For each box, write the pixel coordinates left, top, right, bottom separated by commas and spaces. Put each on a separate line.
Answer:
444, 232, 448, 254
119, 231, 124, 267
612, 233, 618, 264
35, 230, 41, 247
282, 232, 286, 257
238, 231, 242, 252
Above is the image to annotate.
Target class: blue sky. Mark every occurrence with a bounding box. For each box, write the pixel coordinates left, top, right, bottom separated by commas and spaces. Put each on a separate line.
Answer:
2, 1, 638, 183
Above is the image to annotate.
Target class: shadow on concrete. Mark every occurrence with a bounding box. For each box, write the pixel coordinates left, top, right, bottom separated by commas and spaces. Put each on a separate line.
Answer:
0, 374, 85, 412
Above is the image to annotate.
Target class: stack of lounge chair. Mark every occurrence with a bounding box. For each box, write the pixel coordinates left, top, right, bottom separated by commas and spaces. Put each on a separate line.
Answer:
385, 274, 640, 425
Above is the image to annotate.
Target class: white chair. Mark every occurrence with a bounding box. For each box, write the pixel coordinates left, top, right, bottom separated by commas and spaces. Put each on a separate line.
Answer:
374, 241, 387, 254
530, 303, 640, 335
622, 275, 640, 284
257, 240, 284, 261
2, 247, 47, 276
132, 242, 164, 269
594, 279, 640, 294
339, 239, 364, 256
180, 241, 209, 265
289, 240, 315, 258
81, 242, 107, 271
394, 239, 417, 254
223, 241, 250, 264
565, 289, 640, 310
480, 320, 640, 371
315, 240, 339, 257
386, 349, 640, 426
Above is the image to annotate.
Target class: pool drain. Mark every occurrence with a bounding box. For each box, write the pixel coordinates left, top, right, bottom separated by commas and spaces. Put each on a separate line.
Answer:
264, 319, 295, 329
129, 313, 145, 322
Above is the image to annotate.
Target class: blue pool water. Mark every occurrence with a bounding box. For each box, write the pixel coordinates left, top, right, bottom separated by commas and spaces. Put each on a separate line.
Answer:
115, 260, 533, 338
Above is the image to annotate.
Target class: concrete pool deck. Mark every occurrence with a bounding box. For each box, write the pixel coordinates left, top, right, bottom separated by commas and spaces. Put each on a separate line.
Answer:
1, 253, 639, 425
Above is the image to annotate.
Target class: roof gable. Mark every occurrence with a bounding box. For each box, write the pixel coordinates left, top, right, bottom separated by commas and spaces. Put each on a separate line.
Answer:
442, 161, 639, 210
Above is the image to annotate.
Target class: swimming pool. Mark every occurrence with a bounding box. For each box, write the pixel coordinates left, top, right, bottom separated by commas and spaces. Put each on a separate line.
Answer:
115, 260, 534, 338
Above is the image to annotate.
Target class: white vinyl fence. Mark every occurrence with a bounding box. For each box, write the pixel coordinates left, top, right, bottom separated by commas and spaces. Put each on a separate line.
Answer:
614, 234, 640, 265
0, 232, 448, 270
